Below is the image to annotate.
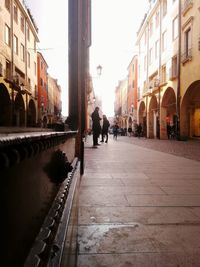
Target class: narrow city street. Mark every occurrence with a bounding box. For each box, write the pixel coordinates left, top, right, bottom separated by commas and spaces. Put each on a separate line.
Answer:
77, 136, 200, 267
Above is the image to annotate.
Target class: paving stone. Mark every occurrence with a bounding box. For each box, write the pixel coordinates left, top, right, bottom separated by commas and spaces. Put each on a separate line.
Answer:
126, 195, 200, 207
78, 224, 156, 254
77, 137, 200, 266
77, 253, 200, 267
80, 178, 124, 186
79, 206, 200, 225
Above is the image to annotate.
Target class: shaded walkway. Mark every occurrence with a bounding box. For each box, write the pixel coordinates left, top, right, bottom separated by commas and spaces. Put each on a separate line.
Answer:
77, 136, 200, 267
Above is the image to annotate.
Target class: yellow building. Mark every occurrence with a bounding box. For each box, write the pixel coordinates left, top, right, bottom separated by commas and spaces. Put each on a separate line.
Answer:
136, 0, 179, 139
0, 0, 39, 127
136, 0, 200, 139
180, 0, 200, 138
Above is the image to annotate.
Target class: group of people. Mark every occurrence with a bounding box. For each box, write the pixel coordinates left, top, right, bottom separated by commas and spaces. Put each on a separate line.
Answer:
91, 107, 110, 147
91, 107, 144, 147
167, 123, 176, 139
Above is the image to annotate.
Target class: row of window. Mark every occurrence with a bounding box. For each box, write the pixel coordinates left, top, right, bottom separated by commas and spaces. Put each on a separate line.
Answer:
142, 17, 178, 55
5, 24, 37, 75
144, 0, 178, 44
142, 25, 191, 68
5, 0, 36, 48
40, 78, 48, 90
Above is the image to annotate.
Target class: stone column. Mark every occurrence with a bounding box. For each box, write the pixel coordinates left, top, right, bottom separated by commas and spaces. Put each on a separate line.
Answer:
160, 106, 168, 139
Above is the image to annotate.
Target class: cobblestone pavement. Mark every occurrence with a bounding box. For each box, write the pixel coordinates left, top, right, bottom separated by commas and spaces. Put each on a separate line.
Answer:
118, 136, 200, 162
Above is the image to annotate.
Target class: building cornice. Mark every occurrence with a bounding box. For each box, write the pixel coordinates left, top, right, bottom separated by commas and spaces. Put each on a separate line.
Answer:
16, 0, 39, 41
136, 0, 159, 45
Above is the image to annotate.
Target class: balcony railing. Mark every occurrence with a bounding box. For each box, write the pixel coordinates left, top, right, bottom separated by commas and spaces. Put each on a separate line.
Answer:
181, 48, 192, 63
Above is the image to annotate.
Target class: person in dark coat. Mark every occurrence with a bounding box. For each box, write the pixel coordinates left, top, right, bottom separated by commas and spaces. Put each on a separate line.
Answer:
128, 126, 132, 137
91, 107, 102, 147
167, 123, 171, 139
137, 123, 142, 138
100, 115, 110, 143
113, 123, 119, 140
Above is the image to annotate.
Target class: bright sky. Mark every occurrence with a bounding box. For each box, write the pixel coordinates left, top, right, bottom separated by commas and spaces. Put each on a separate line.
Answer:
25, 0, 148, 117
91, 0, 148, 116
25, 0, 68, 116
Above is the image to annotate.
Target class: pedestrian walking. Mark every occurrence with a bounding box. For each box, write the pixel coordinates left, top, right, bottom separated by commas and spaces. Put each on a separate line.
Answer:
167, 123, 171, 139
113, 123, 119, 140
136, 123, 142, 138
100, 115, 110, 143
91, 107, 102, 147
128, 126, 132, 137
124, 127, 127, 136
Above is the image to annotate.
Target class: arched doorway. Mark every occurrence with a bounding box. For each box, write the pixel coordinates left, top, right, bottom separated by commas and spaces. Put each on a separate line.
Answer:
181, 80, 200, 138
149, 95, 158, 138
14, 93, 25, 127
27, 99, 36, 127
161, 87, 176, 139
138, 101, 146, 137
0, 84, 11, 126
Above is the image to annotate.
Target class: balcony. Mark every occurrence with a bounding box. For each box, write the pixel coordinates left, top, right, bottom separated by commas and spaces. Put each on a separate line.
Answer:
181, 48, 192, 64
182, 0, 193, 15
169, 67, 177, 81
148, 78, 160, 92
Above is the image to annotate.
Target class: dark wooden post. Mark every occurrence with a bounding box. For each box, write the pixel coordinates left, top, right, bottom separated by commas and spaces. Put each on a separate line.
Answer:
68, 0, 91, 174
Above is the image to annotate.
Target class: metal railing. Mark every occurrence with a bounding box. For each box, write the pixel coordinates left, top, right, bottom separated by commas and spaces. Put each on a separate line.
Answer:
181, 48, 192, 63
24, 158, 80, 267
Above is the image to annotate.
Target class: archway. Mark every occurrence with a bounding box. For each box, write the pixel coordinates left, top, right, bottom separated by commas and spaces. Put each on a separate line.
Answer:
0, 84, 11, 126
138, 101, 146, 137
181, 80, 200, 138
14, 93, 25, 127
149, 95, 158, 138
161, 87, 176, 139
27, 99, 36, 127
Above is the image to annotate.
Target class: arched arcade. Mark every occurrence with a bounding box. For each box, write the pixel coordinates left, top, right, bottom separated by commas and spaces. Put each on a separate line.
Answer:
181, 80, 200, 138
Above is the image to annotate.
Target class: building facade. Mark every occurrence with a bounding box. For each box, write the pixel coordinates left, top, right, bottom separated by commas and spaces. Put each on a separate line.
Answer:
0, 0, 39, 127
47, 75, 62, 126
37, 52, 48, 127
136, 0, 179, 139
180, 0, 200, 138
136, 0, 200, 139
127, 55, 138, 130
52, 78, 62, 124
114, 78, 128, 128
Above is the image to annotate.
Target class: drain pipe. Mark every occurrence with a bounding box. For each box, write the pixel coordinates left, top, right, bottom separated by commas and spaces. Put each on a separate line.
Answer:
176, 0, 181, 140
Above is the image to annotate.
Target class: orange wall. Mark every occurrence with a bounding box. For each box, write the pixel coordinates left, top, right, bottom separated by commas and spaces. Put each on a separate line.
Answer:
37, 53, 48, 110
127, 56, 138, 111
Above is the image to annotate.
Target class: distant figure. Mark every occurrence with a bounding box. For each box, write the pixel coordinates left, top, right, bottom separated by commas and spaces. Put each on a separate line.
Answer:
128, 126, 132, 137
91, 107, 102, 147
124, 127, 127, 136
167, 123, 171, 139
113, 123, 119, 140
137, 123, 142, 138
100, 115, 110, 143
170, 124, 176, 139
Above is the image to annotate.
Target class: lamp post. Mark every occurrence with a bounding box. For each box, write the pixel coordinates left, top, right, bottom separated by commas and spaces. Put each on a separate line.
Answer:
96, 65, 102, 76
91, 65, 103, 110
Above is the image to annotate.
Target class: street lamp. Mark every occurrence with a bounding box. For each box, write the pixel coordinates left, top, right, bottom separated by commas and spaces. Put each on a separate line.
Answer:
131, 103, 134, 113
96, 65, 102, 76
